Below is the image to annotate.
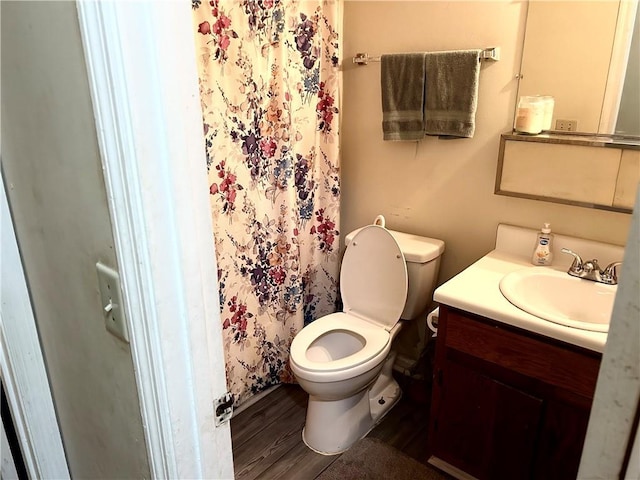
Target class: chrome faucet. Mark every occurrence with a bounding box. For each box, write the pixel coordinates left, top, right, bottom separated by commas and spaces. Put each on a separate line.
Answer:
560, 248, 621, 285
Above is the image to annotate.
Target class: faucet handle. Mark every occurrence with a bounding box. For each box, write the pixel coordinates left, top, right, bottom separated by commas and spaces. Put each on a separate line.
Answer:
602, 261, 622, 284
561, 248, 583, 270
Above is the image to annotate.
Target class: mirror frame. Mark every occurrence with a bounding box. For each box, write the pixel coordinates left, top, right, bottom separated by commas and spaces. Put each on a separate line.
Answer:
495, 132, 639, 214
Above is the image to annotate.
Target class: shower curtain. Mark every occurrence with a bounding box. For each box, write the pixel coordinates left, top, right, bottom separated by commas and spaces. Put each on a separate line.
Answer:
192, 0, 341, 405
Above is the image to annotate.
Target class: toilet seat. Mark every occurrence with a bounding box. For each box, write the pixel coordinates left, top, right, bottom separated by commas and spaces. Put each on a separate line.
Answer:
290, 312, 390, 374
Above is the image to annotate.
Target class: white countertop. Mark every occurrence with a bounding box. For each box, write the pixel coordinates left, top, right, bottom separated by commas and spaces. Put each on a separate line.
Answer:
433, 225, 624, 353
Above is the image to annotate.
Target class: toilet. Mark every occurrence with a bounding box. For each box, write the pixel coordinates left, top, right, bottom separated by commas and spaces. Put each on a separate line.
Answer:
289, 220, 445, 455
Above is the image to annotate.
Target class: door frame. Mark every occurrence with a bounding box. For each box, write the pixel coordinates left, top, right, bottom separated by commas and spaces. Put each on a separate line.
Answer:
76, 1, 233, 478
599, 0, 639, 133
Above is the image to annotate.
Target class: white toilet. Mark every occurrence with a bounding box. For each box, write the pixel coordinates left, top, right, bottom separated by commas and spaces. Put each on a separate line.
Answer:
289, 221, 445, 455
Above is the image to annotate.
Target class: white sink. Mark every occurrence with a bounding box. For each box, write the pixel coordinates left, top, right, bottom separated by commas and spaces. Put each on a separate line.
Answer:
499, 267, 617, 333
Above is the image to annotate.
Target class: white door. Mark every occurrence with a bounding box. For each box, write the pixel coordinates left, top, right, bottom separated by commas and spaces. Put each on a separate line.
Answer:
1, 1, 234, 478
76, 1, 234, 478
1, 172, 69, 479
578, 189, 640, 479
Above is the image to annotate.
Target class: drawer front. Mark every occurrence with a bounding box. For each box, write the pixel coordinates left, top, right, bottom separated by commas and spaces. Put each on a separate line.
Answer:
444, 310, 601, 398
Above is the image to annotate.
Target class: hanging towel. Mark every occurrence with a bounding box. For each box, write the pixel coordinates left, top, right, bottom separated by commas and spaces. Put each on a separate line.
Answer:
424, 49, 481, 138
381, 53, 426, 141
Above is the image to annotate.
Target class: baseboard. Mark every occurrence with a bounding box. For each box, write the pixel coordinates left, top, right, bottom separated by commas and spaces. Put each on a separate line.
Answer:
233, 384, 281, 417
427, 456, 479, 480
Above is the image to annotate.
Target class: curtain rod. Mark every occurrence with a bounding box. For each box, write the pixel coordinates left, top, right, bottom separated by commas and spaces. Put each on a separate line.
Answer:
352, 47, 500, 65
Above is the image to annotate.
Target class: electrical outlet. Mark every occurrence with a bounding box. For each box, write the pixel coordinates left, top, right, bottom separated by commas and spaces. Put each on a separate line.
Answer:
96, 262, 129, 343
555, 119, 578, 132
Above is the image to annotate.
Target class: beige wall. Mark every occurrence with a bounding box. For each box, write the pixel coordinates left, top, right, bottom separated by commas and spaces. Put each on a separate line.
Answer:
1, 2, 150, 477
341, 1, 632, 284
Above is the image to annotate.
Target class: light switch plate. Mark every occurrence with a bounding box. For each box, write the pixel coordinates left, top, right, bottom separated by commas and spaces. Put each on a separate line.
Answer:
96, 262, 129, 343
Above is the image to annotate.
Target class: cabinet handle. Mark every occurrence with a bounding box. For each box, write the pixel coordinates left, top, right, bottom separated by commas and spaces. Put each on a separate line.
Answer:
437, 369, 443, 386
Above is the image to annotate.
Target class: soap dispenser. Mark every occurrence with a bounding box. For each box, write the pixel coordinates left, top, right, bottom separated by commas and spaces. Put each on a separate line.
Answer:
532, 223, 554, 266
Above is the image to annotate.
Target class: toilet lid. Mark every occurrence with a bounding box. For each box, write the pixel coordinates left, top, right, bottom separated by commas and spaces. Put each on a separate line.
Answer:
340, 225, 408, 330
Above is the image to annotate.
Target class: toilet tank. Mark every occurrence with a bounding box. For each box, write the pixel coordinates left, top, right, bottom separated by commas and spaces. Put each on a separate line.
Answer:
345, 227, 445, 320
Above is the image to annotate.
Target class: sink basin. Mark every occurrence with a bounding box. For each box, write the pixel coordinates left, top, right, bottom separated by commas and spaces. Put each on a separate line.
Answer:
499, 267, 617, 332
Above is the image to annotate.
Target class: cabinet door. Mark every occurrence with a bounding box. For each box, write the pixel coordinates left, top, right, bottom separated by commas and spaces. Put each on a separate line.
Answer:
533, 398, 592, 480
432, 360, 544, 480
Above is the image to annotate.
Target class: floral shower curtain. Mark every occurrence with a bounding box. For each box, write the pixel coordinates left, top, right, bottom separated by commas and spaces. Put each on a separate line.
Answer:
192, 0, 341, 405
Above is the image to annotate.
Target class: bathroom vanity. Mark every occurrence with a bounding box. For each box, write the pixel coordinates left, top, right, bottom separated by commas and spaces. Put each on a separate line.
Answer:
427, 225, 624, 480
428, 306, 600, 480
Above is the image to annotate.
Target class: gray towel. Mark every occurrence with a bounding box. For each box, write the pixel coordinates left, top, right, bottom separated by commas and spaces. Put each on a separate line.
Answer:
381, 53, 426, 141
424, 49, 481, 138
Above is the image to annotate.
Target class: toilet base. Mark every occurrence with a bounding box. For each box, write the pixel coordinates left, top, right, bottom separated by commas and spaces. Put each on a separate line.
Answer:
301, 353, 401, 455
369, 351, 401, 424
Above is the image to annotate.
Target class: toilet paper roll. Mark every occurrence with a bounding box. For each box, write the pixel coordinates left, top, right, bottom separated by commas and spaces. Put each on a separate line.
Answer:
427, 307, 439, 338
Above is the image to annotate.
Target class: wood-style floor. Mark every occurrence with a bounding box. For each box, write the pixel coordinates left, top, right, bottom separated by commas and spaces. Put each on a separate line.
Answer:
231, 374, 435, 479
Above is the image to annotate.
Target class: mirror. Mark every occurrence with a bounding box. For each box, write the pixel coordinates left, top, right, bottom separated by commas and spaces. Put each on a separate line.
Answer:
517, 0, 640, 137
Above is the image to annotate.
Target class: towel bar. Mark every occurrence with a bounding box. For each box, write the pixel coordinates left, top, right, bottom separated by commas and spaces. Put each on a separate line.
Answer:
353, 47, 500, 65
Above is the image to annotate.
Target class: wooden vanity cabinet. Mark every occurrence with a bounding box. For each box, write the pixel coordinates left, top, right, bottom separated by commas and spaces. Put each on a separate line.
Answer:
428, 305, 602, 480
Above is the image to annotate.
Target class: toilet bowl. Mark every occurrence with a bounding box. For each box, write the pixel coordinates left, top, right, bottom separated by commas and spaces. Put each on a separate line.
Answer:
290, 313, 398, 397
290, 222, 445, 455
